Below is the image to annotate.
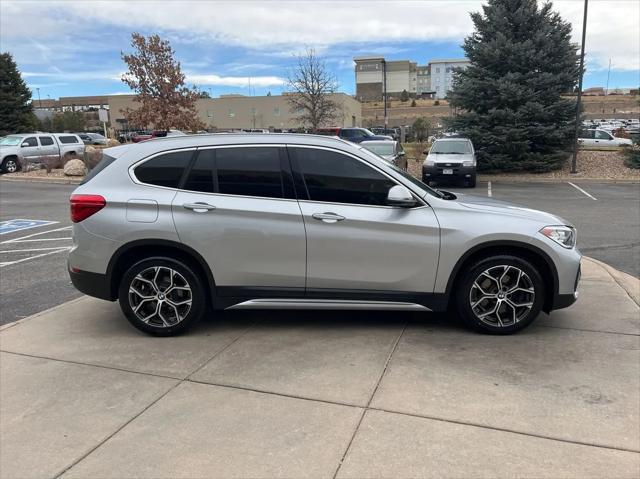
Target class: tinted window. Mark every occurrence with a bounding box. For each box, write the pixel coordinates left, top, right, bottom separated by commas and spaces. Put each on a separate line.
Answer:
80, 153, 116, 185
184, 149, 216, 193
135, 150, 193, 188
294, 148, 395, 206
58, 135, 79, 144
21, 137, 37, 147
216, 147, 283, 198
39, 136, 54, 146
579, 130, 595, 139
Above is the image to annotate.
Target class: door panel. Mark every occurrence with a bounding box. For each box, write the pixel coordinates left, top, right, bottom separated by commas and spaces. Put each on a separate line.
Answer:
37, 136, 58, 159
172, 192, 306, 289
298, 202, 440, 293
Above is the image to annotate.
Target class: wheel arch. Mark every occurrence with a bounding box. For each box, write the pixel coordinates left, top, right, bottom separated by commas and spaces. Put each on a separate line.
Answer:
107, 239, 216, 303
1, 155, 21, 171
445, 240, 558, 313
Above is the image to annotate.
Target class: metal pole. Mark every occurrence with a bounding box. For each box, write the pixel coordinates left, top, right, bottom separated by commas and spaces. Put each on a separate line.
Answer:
36, 87, 41, 108
605, 58, 611, 95
382, 60, 388, 129
571, 0, 588, 175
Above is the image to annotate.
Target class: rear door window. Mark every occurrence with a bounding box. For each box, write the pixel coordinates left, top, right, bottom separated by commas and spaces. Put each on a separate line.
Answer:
39, 136, 54, 146
134, 150, 194, 188
215, 147, 283, 198
183, 149, 216, 193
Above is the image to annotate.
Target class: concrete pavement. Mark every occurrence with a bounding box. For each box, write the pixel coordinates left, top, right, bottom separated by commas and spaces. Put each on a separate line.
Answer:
1, 258, 639, 478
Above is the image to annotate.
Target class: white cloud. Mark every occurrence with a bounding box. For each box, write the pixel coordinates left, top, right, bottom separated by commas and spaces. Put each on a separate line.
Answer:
2, 1, 638, 72
186, 74, 286, 87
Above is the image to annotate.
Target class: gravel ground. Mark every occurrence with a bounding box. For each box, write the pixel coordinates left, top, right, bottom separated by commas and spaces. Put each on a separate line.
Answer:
407, 148, 640, 181
4, 168, 79, 179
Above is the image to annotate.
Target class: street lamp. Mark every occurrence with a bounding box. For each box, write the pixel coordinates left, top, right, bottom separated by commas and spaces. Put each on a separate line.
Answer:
36, 87, 42, 108
571, 0, 589, 175
382, 59, 388, 129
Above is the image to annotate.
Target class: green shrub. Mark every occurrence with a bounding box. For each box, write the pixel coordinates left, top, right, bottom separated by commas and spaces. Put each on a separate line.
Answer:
624, 145, 640, 169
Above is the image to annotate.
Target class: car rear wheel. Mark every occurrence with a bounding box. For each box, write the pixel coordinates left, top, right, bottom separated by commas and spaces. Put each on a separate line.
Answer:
118, 257, 206, 336
455, 255, 545, 334
2, 158, 19, 173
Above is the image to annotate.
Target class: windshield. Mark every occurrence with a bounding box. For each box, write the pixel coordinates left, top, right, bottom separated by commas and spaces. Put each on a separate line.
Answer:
363, 143, 395, 156
430, 140, 472, 154
0, 136, 23, 146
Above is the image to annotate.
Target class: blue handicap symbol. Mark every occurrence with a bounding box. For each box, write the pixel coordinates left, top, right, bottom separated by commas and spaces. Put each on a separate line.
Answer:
0, 219, 58, 235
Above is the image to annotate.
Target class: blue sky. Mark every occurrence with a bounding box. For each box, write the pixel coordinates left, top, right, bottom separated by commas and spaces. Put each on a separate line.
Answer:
2, 1, 638, 100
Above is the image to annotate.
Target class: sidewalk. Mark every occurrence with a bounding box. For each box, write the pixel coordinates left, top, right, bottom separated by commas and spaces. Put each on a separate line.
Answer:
1, 258, 638, 478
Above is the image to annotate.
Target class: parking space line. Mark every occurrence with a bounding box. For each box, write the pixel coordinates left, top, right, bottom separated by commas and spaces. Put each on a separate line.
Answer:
487, 181, 492, 197
0, 225, 72, 244
0, 246, 73, 253
567, 182, 597, 200
0, 247, 71, 268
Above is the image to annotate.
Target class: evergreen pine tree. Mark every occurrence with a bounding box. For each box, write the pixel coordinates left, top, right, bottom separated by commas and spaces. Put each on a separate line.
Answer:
0, 52, 36, 136
448, 0, 579, 171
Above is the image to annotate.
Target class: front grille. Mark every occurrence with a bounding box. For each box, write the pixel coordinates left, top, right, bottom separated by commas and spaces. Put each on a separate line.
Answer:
437, 163, 462, 168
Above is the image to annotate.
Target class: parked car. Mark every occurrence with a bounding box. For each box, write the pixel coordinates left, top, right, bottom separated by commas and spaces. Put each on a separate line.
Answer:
315, 127, 392, 143
422, 138, 477, 187
77, 133, 108, 145
132, 130, 186, 142
68, 133, 580, 336
0, 133, 85, 173
360, 140, 407, 170
578, 129, 633, 147
371, 127, 400, 140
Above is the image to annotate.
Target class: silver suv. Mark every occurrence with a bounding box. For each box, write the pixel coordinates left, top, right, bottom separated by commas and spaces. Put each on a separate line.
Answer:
68, 134, 581, 336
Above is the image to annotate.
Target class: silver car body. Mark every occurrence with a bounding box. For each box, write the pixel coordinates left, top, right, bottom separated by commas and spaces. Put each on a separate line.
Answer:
578, 129, 633, 147
69, 134, 580, 315
0, 133, 85, 171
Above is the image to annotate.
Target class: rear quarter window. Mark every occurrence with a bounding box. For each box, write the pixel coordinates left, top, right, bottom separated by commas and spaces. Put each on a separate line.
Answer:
134, 150, 194, 188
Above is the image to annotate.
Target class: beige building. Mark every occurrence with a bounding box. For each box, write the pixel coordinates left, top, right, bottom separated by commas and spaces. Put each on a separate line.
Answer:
106, 93, 362, 131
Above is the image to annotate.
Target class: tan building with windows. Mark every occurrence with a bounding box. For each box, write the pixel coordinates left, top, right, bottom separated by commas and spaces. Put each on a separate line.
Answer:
106, 93, 362, 131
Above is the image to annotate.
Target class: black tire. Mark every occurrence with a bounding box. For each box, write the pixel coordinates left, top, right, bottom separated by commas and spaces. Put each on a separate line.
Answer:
118, 257, 207, 336
455, 255, 545, 334
466, 174, 477, 188
1, 157, 19, 173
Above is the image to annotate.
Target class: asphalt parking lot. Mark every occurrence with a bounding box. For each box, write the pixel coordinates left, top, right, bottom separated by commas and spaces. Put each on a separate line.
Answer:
0, 178, 638, 326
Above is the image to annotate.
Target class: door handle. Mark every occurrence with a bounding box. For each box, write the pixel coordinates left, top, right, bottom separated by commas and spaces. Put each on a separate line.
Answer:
312, 212, 345, 223
183, 202, 216, 212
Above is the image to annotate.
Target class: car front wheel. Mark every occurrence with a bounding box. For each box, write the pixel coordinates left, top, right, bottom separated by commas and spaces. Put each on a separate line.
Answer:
118, 257, 206, 336
2, 158, 19, 173
455, 255, 545, 334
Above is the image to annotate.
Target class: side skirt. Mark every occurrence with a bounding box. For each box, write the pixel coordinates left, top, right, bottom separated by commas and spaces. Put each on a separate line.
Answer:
214, 287, 449, 312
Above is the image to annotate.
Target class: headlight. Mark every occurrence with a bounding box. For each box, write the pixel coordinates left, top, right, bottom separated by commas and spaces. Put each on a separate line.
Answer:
540, 225, 576, 248
425, 158, 435, 166
462, 159, 476, 167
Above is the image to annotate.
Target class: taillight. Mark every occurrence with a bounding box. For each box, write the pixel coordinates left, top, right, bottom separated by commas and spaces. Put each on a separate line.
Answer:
70, 194, 106, 223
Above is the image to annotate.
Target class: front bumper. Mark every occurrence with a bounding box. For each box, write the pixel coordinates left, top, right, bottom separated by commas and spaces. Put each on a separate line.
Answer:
423, 164, 475, 181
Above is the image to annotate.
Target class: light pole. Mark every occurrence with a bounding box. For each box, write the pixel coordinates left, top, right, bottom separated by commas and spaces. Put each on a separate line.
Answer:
36, 87, 42, 108
382, 59, 388, 129
571, 0, 588, 175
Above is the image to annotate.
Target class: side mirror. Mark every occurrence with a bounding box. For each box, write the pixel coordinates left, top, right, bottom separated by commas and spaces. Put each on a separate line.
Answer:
397, 150, 406, 157
386, 185, 417, 207
423, 150, 429, 155
21, 142, 30, 147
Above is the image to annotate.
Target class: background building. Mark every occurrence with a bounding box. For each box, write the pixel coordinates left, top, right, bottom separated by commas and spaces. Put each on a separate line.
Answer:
355, 56, 470, 100
428, 59, 470, 99
354, 57, 418, 101
32, 93, 361, 131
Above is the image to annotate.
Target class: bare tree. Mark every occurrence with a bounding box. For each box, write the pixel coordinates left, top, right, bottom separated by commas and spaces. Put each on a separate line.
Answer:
121, 33, 204, 131
286, 49, 340, 130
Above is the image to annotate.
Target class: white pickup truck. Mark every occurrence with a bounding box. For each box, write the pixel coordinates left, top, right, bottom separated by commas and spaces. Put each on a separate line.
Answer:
0, 133, 85, 173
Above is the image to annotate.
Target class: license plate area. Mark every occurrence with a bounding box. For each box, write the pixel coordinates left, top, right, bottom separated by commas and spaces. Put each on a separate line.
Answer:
443, 169, 453, 175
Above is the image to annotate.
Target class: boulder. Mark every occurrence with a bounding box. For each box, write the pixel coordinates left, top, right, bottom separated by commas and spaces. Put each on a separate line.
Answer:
106, 139, 120, 147
63, 159, 86, 176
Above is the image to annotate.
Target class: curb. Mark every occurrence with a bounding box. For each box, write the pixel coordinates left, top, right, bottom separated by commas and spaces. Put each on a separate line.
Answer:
0, 176, 83, 185
585, 257, 640, 307
478, 177, 640, 184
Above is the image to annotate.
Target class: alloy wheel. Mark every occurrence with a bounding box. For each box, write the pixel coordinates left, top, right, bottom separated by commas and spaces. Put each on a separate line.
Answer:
128, 266, 192, 327
4, 160, 18, 173
469, 265, 535, 327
